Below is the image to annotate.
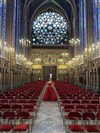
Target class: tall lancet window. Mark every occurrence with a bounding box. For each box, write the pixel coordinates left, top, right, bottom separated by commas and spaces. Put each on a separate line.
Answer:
93, 0, 100, 43
0, 0, 2, 54
2, 0, 7, 56
79, 0, 87, 52
15, 0, 21, 57
13, 0, 17, 49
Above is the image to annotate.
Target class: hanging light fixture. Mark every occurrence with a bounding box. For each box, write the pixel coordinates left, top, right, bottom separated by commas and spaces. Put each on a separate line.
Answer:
69, 38, 80, 46
19, 39, 31, 47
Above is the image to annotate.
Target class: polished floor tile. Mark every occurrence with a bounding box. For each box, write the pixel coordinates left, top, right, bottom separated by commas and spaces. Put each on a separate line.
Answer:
32, 102, 65, 133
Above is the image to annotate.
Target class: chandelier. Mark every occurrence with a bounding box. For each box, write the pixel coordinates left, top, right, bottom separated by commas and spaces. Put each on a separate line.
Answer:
69, 38, 80, 46
32, 12, 68, 45
19, 39, 31, 47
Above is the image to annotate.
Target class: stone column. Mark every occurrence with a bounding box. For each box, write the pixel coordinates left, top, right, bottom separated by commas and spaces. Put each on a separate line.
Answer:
5, 1, 14, 89
96, 70, 99, 91
86, 0, 94, 88
0, 63, 3, 92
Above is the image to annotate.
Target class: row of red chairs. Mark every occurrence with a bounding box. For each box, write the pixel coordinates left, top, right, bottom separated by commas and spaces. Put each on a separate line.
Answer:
59, 95, 100, 100
68, 124, 100, 132
62, 104, 100, 113
64, 111, 100, 124
0, 95, 39, 99
0, 111, 33, 132
60, 99, 100, 104
0, 99, 37, 104
0, 104, 36, 113
0, 81, 46, 132
54, 81, 100, 133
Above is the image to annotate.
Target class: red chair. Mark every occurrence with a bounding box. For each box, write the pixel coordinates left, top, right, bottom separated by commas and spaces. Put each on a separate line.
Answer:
9, 99, 18, 104
72, 100, 80, 104
27, 99, 38, 105
2, 111, 16, 125
82, 112, 95, 124
6, 96, 13, 99
87, 104, 97, 112
76, 104, 86, 112
68, 124, 84, 132
13, 124, 29, 132
12, 104, 22, 112
0, 104, 11, 111
84, 125, 100, 132
60, 100, 71, 112
91, 100, 99, 104
0, 96, 5, 99
18, 99, 27, 103
96, 112, 100, 124
64, 105, 75, 113
81, 100, 90, 104
17, 111, 33, 119
97, 105, 100, 112
64, 111, 81, 125
14, 96, 22, 99
93, 96, 99, 100
60, 100, 71, 106
0, 112, 2, 119
16, 111, 33, 132
23, 96, 30, 99
0, 124, 13, 132
0, 100, 8, 103
23, 104, 36, 117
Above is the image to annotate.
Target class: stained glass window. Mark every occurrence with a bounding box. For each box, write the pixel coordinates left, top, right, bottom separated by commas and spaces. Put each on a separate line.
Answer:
93, 0, 100, 43
0, 0, 2, 36
15, 0, 21, 55
32, 12, 68, 45
79, 0, 87, 52
2, 0, 7, 56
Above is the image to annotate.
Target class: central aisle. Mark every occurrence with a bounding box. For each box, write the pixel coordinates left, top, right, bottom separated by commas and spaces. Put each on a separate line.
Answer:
32, 102, 65, 133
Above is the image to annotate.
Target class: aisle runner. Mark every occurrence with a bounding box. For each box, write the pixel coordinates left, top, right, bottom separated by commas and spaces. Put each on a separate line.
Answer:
32, 102, 65, 133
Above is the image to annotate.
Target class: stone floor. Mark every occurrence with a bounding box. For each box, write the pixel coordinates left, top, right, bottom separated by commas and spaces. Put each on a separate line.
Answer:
32, 102, 65, 133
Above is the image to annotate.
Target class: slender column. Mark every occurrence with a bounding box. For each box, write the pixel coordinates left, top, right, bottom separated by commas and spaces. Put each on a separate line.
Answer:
86, 0, 94, 87
96, 71, 99, 91
0, 64, 3, 92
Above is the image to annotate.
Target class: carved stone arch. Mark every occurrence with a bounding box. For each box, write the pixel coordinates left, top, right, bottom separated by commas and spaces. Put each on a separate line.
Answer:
97, 64, 100, 70
29, 5, 71, 35
24, 0, 77, 19
23, 0, 77, 37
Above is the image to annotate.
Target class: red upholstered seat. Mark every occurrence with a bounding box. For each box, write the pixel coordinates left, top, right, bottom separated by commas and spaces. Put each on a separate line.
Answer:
3, 111, 16, 119
64, 111, 81, 125
69, 124, 84, 132
87, 104, 97, 112
91, 100, 99, 104
76, 104, 86, 112
84, 125, 100, 132
0, 124, 13, 131
12, 104, 22, 111
0, 104, 11, 111
96, 112, 100, 120
82, 112, 95, 120
23, 104, 36, 112
64, 105, 75, 112
13, 124, 29, 131
17, 111, 33, 119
